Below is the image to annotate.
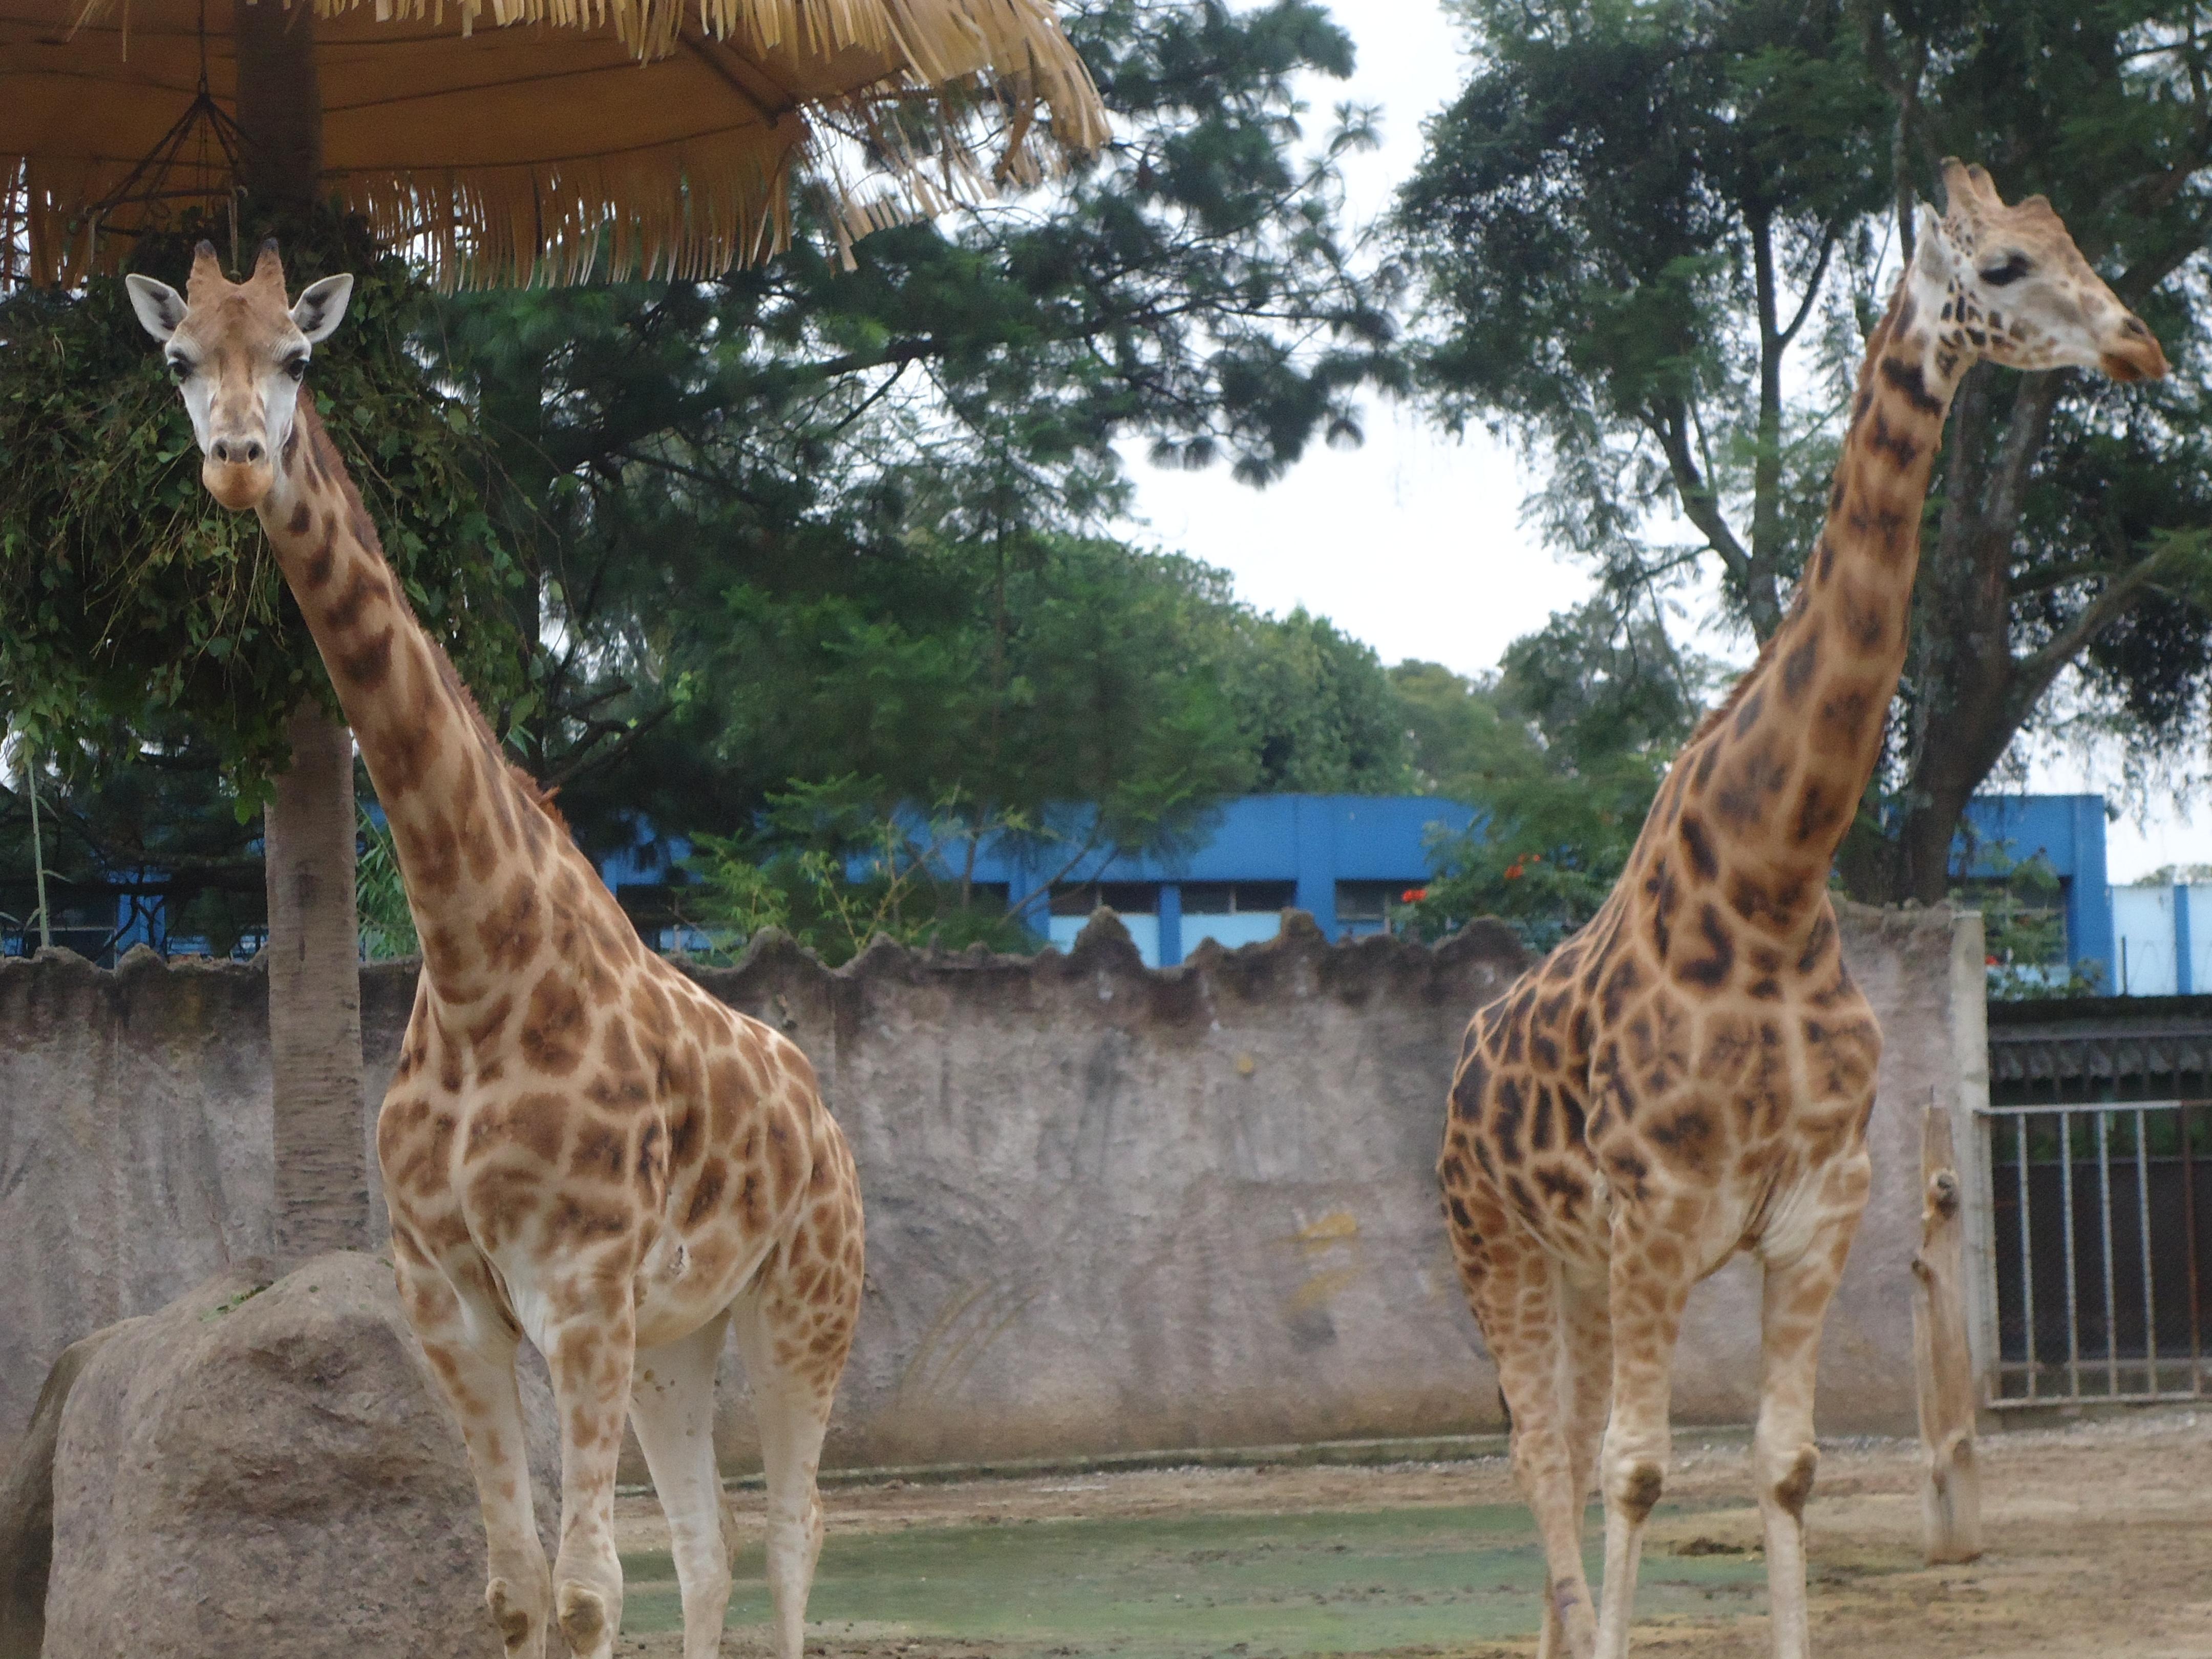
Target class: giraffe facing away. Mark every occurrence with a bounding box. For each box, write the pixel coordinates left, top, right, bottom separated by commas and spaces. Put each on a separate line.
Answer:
127, 243, 865, 1659
1437, 162, 2167, 1659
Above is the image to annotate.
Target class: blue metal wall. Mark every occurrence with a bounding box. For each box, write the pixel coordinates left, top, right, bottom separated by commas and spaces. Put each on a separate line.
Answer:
1958, 793, 2114, 982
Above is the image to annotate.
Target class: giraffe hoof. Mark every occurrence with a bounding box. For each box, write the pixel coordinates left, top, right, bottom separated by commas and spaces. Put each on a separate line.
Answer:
486, 1578, 534, 1653
556, 1581, 607, 1654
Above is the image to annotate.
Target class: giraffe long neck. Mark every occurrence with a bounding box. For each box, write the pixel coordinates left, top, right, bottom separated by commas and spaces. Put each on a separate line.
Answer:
256, 399, 569, 1005
1652, 276, 1958, 931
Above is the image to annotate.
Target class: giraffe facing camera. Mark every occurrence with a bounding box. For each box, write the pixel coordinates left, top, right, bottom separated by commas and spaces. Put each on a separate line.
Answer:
129, 242, 865, 1659
1436, 161, 2163, 1659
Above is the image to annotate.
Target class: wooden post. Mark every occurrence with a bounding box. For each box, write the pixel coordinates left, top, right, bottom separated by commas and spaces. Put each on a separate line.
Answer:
1911, 1098, 1983, 1563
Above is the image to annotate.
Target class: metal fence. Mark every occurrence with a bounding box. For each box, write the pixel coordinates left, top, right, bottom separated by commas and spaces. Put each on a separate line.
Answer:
1983, 1099, 2211, 1405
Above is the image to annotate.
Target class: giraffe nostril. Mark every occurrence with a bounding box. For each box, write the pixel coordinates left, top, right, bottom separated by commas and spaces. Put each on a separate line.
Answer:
242, 439, 266, 464
2123, 316, 2149, 338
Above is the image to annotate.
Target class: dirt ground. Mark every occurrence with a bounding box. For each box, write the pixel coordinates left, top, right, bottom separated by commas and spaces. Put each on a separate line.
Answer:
609, 1408, 2212, 1658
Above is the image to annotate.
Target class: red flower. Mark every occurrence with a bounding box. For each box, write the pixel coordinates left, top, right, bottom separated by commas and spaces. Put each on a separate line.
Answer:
1504, 861, 1524, 880
1400, 887, 1427, 904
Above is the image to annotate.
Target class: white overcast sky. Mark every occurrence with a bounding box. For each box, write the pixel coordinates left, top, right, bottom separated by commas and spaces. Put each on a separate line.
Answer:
1110, 0, 2203, 881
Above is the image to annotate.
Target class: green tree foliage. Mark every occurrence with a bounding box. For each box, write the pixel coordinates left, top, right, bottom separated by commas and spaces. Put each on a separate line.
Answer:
1223, 606, 1411, 792
1393, 599, 1712, 949
355, 809, 419, 962
692, 537, 1255, 849
1398, 0, 1887, 635
421, 0, 1400, 852
673, 536, 1406, 914
1398, 0, 2212, 904
1954, 848, 2104, 999
679, 780, 1039, 966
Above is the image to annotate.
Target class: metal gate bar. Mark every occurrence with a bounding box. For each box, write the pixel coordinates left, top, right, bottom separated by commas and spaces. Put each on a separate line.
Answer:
2097, 1111, 2116, 1396
1980, 1099, 2211, 1406
2186, 1103, 2203, 1393
2016, 1113, 2036, 1401
2136, 1107, 2156, 1393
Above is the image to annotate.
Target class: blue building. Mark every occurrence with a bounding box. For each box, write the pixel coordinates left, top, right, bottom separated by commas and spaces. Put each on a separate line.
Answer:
597, 795, 1478, 969
16, 787, 2200, 991
599, 791, 2153, 977
963, 795, 1478, 967
1956, 794, 2115, 984
1954, 794, 2212, 992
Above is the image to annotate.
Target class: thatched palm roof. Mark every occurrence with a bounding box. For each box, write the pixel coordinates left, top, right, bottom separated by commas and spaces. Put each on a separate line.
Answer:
0, 0, 1107, 286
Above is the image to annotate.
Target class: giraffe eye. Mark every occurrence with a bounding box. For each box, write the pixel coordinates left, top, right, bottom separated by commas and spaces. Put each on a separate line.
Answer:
282, 354, 308, 382
166, 355, 191, 381
1980, 253, 2032, 286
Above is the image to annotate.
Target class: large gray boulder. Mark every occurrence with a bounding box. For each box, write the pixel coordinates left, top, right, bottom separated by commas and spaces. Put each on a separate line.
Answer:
0, 1321, 137, 1659
42, 1251, 557, 1659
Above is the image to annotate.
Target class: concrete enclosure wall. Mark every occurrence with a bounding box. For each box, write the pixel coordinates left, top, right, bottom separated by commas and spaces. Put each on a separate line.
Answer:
0, 904, 1980, 1471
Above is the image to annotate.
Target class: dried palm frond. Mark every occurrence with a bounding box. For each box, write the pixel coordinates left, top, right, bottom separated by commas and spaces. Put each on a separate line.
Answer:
1, 0, 1107, 287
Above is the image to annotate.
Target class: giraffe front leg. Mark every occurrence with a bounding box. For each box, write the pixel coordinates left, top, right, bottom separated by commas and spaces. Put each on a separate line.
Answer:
1756, 1159, 1870, 1659
542, 1278, 638, 1659
1452, 1209, 1599, 1659
1593, 1203, 1703, 1659
396, 1242, 550, 1657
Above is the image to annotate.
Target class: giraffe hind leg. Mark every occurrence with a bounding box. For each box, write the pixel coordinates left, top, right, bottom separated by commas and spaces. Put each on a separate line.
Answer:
729, 1153, 863, 1659
630, 1311, 735, 1659
1457, 1211, 1600, 1659
395, 1238, 551, 1658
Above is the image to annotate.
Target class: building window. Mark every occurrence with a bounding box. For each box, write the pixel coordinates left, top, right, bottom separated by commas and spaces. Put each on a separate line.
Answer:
1050, 882, 1159, 917
1179, 880, 1294, 955
1179, 881, 1294, 916
1334, 880, 1414, 926
1048, 882, 1162, 967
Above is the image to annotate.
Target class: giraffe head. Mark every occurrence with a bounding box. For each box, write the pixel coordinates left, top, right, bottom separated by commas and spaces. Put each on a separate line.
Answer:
1911, 158, 2166, 382
124, 241, 354, 511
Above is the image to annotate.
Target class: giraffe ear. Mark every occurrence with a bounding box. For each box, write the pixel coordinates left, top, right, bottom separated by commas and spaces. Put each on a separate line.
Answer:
291, 274, 354, 344
124, 273, 188, 342
1911, 204, 1956, 280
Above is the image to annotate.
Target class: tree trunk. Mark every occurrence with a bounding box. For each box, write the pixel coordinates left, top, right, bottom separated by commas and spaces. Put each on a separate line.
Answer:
264, 701, 366, 1257
235, 0, 365, 1257
1910, 1102, 1983, 1564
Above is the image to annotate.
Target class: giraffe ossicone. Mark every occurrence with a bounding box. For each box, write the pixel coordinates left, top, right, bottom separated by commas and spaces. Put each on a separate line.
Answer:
1436, 160, 2164, 1659
131, 239, 865, 1659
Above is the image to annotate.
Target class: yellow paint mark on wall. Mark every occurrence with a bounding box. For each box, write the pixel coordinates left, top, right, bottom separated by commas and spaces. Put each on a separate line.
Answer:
1287, 1210, 1359, 1253
1287, 1265, 1362, 1314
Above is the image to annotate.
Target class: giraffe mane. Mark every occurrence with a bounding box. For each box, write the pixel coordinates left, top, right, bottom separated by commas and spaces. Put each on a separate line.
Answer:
296, 396, 568, 837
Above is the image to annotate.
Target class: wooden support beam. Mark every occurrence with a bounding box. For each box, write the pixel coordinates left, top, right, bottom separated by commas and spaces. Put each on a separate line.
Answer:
1911, 1099, 1983, 1563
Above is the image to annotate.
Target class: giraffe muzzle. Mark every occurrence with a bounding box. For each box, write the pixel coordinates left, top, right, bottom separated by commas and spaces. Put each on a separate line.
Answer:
2100, 315, 2170, 382
202, 452, 273, 510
